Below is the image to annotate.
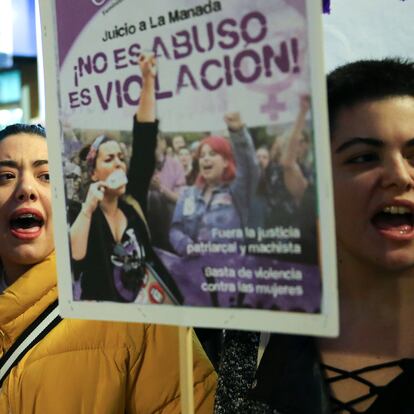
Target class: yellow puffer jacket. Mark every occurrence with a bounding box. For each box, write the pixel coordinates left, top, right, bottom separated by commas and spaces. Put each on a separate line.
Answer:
0, 253, 216, 413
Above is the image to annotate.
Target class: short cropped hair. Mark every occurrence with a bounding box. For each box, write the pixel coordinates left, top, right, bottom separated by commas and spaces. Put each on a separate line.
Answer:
0, 123, 46, 141
327, 58, 414, 133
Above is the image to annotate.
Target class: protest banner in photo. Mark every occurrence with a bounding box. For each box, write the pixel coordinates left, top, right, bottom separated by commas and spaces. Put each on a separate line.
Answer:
39, 0, 338, 336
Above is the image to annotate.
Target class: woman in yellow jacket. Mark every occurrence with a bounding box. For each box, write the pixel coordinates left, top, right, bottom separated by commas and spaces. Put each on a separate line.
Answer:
0, 58, 216, 414
0, 252, 215, 413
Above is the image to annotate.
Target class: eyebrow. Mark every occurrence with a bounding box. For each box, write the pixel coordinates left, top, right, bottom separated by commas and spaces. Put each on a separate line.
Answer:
0, 159, 49, 168
33, 160, 49, 167
103, 153, 124, 160
334, 137, 384, 153
335, 137, 414, 153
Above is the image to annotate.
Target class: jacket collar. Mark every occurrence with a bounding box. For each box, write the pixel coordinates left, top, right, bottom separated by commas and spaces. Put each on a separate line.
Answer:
0, 252, 57, 354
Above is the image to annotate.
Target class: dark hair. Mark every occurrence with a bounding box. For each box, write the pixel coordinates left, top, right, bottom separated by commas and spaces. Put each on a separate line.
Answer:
0, 123, 46, 140
79, 135, 113, 173
327, 58, 414, 133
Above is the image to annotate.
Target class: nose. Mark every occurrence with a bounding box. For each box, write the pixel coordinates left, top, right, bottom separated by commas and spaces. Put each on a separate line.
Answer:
381, 155, 414, 192
114, 156, 124, 168
15, 174, 38, 202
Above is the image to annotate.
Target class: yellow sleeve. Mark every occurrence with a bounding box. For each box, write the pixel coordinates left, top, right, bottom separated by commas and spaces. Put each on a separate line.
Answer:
126, 324, 217, 414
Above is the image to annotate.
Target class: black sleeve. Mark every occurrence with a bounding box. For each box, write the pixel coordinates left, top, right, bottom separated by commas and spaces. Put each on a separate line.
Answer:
126, 117, 159, 215
66, 200, 83, 280
66, 199, 82, 226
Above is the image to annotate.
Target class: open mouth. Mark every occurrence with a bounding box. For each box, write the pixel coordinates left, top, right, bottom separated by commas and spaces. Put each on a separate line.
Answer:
9, 210, 44, 240
371, 205, 414, 236
201, 165, 213, 173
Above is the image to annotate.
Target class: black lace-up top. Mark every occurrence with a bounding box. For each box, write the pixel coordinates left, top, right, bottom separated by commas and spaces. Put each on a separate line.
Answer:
215, 332, 414, 414
323, 358, 414, 414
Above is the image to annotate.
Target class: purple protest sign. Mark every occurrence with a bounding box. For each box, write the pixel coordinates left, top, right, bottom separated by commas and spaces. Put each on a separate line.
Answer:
40, 0, 338, 336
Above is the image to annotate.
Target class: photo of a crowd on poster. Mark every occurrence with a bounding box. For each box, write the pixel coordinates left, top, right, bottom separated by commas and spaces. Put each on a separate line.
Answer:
41, 0, 338, 335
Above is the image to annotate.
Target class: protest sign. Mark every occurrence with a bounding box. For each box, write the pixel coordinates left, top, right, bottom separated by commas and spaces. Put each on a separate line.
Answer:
39, 0, 338, 336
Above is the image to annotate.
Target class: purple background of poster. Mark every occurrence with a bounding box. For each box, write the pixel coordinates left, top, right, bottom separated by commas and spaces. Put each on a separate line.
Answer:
72, 249, 321, 312
157, 249, 321, 312
55, 0, 103, 66
59, 0, 322, 314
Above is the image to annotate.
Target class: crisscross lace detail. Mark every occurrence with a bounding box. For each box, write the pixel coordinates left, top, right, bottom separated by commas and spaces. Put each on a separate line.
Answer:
321, 359, 411, 413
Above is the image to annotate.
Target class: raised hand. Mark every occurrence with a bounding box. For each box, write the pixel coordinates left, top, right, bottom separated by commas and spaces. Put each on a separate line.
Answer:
224, 112, 244, 132
81, 181, 107, 218
138, 53, 157, 81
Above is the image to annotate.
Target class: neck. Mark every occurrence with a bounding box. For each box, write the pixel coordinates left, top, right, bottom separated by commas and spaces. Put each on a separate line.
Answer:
3, 261, 32, 285
205, 180, 221, 190
203, 183, 218, 203
100, 195, 119, 215
320, 248, 414, 358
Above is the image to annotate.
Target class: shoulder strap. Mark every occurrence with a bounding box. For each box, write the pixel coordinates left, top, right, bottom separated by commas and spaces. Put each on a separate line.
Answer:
0, 300, 62, 388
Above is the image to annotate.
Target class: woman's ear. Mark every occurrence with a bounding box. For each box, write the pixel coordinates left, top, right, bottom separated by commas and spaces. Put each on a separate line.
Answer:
91, 170, 98, 182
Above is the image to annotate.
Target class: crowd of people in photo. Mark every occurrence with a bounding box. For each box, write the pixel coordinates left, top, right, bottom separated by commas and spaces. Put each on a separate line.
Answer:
143, 95, 317, 265
56, 53, 319, 309
60, 100, 318, 305
60, 88, 317, 272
